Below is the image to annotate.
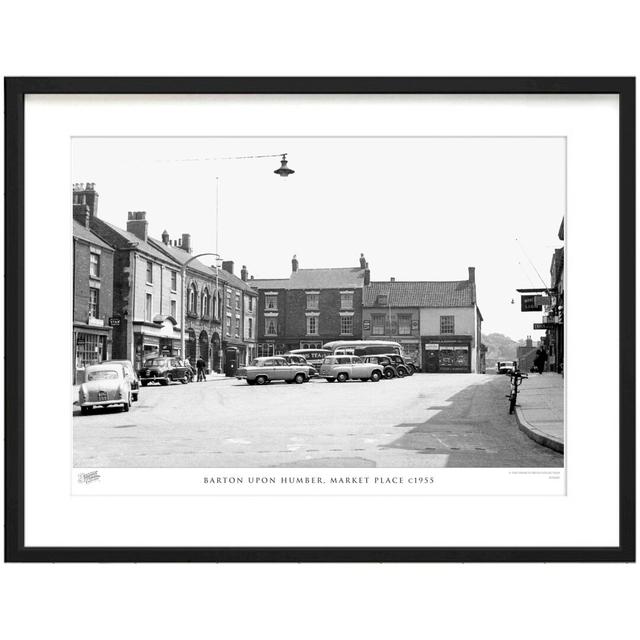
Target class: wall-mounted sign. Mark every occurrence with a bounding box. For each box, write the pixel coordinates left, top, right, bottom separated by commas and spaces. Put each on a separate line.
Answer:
363, 320, 370, 330
533, 322, 555, 330
424, 343, 439, 350
411, 320, 419, 330
108, 316, 121, 327
521, 295, 542, 312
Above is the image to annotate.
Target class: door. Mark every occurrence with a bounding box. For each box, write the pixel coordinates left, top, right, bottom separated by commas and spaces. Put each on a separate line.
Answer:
424, 350, 439, 373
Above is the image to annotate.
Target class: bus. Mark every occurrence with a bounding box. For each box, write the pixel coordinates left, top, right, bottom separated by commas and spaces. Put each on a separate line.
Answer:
286, 348, 332, 367
322, 340, 403, 357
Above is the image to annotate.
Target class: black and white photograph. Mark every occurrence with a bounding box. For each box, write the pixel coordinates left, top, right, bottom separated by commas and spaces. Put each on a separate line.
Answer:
72, 136, 565, 474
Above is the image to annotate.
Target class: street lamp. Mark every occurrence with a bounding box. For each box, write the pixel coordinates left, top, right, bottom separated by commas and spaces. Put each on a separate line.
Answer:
177, 152, 294, 366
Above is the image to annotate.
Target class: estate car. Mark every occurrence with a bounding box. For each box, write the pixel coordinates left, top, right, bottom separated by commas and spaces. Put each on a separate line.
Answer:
318, 355, 383, 383
236, 357, 314, 385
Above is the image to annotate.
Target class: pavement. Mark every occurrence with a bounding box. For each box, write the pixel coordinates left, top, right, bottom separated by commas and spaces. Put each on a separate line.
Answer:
513, 372, 564, 453
73, 373, 563, 468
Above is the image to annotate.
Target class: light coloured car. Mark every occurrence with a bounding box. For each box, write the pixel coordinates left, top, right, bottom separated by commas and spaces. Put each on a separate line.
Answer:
318, 355, 383, 383
103, 359, 140, 401
497, 360, 517, 375
78, 363, 132, 414
236, 357, 313, 385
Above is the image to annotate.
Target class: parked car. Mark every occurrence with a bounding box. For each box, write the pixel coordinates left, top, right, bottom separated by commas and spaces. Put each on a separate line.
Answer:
138, 357, 191, 385
496, 360, 517, 375
103, 359, 140, 401
361, 355, 398, 380
78, 363, 132, 414
380, 353, 412, 377
286, 348, 332, 367
281, 353, 318, 377
236, 357, 313, 385
318, 355, 383, 383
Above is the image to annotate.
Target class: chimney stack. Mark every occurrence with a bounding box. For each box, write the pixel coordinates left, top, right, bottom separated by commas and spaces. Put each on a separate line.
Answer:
241, 265, 248, 281
359, 253, 367, 268
162, 230, 170, 245
222, 260, 234, 275
72, 182, 99, 224
526, 335, 533, 347
127, 211, 148, 242
292, 254, 299, 272
181, 233, 192, 254
390, 277, 395, 282
364, 268, 371, 286
468, 266, 475, 283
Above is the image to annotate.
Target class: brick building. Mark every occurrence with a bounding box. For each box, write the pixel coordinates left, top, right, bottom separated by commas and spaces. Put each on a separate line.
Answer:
363, 267, 484, 373
72, 196, 115, 383
251, 254, 369, 356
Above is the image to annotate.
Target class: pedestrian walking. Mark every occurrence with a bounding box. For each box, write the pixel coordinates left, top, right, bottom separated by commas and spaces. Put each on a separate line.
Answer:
196, 356, 206, 382
533, 348, 546, 375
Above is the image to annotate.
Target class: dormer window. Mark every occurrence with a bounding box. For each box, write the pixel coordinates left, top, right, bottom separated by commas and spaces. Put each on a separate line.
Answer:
376, 294, 388, 306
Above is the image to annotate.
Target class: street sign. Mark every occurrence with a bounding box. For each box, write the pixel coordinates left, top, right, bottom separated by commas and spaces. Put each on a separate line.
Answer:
108, 316, 121, 327
521, 295, 542, 312
533, 322, 555, 330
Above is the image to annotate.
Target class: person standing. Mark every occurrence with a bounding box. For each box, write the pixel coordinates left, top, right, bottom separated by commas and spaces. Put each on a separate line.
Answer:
196, 356, 206, 382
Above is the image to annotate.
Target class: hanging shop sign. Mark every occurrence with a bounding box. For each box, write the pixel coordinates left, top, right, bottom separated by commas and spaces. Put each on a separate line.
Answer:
521, 295, 542, 312
108, 316, 121, 327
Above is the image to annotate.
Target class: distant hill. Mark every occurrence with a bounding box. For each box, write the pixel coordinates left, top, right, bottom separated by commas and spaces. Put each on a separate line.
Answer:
482, 333, 523, 363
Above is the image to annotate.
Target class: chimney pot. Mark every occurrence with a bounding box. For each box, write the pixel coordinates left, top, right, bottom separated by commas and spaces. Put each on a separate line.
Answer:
181, 233, 192, 253
292, 254, 299, 272
241, 265, 248, 281
359, 253, 367, 268
126, 210, 148, 242
162, 230, 170, 244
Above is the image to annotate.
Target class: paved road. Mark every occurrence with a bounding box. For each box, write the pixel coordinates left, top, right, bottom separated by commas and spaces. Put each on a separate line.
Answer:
73, 374, 563, 468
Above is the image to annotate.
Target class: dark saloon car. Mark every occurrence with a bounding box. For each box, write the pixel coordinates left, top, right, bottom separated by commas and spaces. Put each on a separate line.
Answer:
380, 354, 412, 377
138, 357, 191, 386
361, 355, 398, 380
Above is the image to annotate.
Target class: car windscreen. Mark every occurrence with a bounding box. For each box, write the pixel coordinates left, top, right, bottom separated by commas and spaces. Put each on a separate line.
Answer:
87, 370, 119, 381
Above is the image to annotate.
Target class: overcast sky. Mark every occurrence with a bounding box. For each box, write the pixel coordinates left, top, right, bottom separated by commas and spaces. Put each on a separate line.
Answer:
72, 137, 565, 341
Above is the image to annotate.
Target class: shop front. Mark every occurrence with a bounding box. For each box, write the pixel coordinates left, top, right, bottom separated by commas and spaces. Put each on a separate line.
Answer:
421, 335, 472, 373
73, 323, 112, 384
134, 318, 182, 370
398, 339, 421, 369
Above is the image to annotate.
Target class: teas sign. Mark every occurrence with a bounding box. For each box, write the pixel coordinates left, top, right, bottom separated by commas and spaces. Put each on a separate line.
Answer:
521, 295, 542, 312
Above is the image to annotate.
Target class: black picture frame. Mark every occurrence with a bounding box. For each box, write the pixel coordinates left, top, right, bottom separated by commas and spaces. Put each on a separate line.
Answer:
4, 77, 635, 563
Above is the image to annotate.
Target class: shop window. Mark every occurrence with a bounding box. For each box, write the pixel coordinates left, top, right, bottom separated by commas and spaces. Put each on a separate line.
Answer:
440, 315, 455, 334
398, 314, 412, 335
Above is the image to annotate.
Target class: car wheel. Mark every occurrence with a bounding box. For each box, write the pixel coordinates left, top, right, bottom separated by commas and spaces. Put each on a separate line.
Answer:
294, 373, 305, 384
370, 371, 382, 382
122, 397, 130, 412
326, 378, 335, 383
337, 372, 348, 382
246, 380, 256, 386
255, 376, 267, 386
405, 367, 414, 376
384, 367, 395, 379
133, 391, 139, 401
141, 381, 148, 387
396, 367, 407, 378
80, 406, 89, 415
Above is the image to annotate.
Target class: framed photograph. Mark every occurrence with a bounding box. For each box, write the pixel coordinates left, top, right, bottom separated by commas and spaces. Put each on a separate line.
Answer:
5, 77, 635, 562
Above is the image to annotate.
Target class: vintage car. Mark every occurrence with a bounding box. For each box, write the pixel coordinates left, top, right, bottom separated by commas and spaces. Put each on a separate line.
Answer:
78, 363, 132, 414
281, 353, 318, 377
380, 353, 412, 377
361, 355, 398, 380
318, 355, 383, 383
236, 356, 313, 385
496, 360, 517, 375
138, 357, 191, 385
103, 359, 140, 401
